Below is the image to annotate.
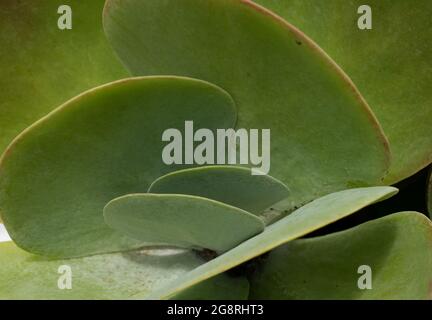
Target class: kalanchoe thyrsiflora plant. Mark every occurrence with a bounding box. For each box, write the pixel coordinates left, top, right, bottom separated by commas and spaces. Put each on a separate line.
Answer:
0, 0, 431, 300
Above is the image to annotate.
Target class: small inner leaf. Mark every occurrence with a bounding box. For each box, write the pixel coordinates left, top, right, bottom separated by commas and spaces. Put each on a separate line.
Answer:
104, 0, 391, 206
148, 166, 289, 216
249, 212, 432, 300
104, 194, 265, 253
0, 76, 237, 258
136, 186, 398, 299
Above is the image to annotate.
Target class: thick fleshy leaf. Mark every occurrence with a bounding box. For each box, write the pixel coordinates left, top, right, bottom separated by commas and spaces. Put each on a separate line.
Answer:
249, 212, 432, 300
0, 242, 249, 300
137, 186, 398, 299
0, 77, 236, 258
0, 0, 128, 156
104, 0, 390, 206
254, 0, 432, 184
148, 166, 289, 216
104, 194, 265, 253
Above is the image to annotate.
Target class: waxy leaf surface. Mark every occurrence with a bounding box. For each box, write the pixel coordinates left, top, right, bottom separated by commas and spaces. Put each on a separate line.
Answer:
0, 77, 236, 258
0, 242, 249, 300
104, 194, 265, 253
137, 187, 398, 299
149, 166, 289, 216
255, 0, 432, 183
0, 0, 127, 156
104, 0, 390, 206
249, 212, 432, 300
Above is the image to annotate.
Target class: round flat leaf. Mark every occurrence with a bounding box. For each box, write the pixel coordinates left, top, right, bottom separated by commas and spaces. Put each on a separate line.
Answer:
0, 77, 236, 258
104, 194, 265, 253
249, 212, 432, 300
136, 186, 398, 299
254, 0, 432, 184
148, 166, 289, 216
104, 0, 390, 206
0, 0, 128, 156
0, 242, 249, 300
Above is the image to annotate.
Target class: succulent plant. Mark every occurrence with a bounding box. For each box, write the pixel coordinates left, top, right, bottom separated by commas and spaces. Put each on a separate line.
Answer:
0, 0, 431, 300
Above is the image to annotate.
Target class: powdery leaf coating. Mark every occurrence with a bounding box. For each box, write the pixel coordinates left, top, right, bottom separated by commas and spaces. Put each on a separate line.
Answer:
0, 77, 236, 258
255, 0, 432, 184
149, 166, 289, 216
104, 0, 391, 207
104, 193, 265, 253
0, 242, 249, 300
138, 187, 398, 299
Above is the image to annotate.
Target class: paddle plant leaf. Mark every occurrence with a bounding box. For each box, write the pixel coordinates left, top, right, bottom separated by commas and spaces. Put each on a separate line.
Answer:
249, 212, 432, 300
104, 194, 265, 253
136, 186, 398, 299
0, 77, 237, 258
103, 0, 390, 206
0, 241, 249, 300
254, 0, 432, 184
0, 0, 128, 156
148, 166, 289, 216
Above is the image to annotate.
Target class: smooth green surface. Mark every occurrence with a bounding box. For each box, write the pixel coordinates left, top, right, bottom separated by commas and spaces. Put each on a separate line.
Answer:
104, 0, 390, 206
0, 241, 249, 300
249, 212, 432, 300
0, 77, 236, 258
104, 194, 265, 253
0, 0, 128, 156
149, 166, 289, 216
139, 186, 398, 299
254, 0, 432, 183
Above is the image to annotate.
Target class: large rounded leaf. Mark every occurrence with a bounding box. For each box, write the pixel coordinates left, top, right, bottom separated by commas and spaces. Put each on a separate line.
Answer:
0, 77, 236, 258
249, 212, 432, 300
137, 186, 398, 299
148, 166, 289, 216
104, 0, 390, 206
0, 0, 128, 156
0, 242, 249, 300
104, 194, 265, 253
254, 0, 432, 184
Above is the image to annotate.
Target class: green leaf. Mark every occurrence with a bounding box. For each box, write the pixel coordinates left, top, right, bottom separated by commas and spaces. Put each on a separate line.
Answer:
0, 241, 249, 300
104, 193, 265, 253
0, 77, 236, 258
148, 166, 289, 216
0, 0, 128, 156
103, 0, 390, 206
254, 0, 432, 184
249, 212, 432, 300
135, 186, 398, 299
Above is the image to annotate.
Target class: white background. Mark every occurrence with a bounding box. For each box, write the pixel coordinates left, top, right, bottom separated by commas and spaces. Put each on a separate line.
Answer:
0, 224, 10, 242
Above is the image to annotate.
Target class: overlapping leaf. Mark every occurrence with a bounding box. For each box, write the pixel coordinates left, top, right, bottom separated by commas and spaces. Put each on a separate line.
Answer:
149, 166, 289, 217
0, 0, 128, 156
249, 212, 432, 299
104, 194, 264, 253
137, 187, 398, 299
104, 0, 391, 207
254, 0, 432, 183
0, 241, 249, 300
0, 77, 236, 258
